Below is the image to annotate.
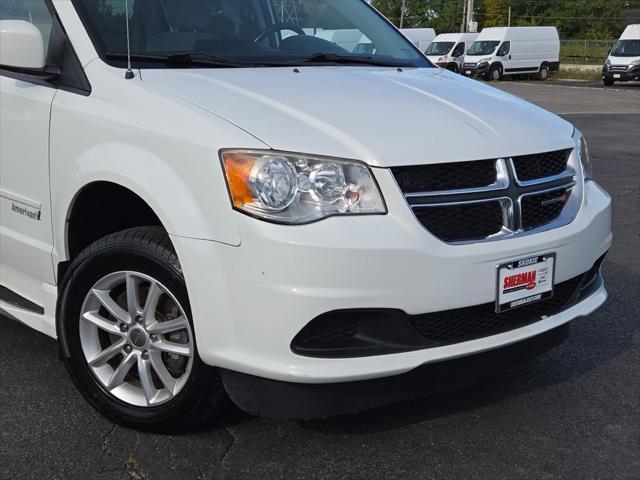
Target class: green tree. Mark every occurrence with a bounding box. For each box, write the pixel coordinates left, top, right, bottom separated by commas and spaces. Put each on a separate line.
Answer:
372, 0, 464, 32
373, 0, 640, 39
482, 0, 509, 27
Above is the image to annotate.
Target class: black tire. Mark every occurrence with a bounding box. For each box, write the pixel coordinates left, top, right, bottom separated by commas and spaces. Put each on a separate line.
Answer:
447, 63, 459, 74
485, 64, 503, 82
603, 78, 615, 86
57, 226, 227, 433
538, 65, 550, 81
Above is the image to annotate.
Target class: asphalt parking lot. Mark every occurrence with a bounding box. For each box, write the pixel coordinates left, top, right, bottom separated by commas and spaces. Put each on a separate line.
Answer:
1, 81, 639, 480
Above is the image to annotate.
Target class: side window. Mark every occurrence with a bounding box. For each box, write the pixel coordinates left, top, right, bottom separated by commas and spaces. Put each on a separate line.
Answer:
452, 42, 465, 57
0, 0, 53, 47
497, 41, 510, 57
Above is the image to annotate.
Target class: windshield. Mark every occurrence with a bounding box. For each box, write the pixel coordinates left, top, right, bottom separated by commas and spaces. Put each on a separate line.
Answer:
610, 39, 640, 57
425, 42, 455, 55
72, 0, 429, 68
467, 40, 500, 56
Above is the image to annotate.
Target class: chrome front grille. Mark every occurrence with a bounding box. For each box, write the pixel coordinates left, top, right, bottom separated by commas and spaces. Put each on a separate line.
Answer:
392, 150, 581, 244
609, 65, 629, 72
463, 62, 477, 69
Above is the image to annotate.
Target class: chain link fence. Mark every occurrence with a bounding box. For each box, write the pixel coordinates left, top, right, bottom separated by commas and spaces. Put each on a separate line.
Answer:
561, 40, 616, 65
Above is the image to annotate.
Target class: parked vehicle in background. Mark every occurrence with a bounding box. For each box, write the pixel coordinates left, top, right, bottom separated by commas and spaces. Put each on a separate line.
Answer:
425, 33, 478, 72
313, 29, 370, 53
603, 24, 640, 86
400, 28, 436, 53
463, 27, 560, 81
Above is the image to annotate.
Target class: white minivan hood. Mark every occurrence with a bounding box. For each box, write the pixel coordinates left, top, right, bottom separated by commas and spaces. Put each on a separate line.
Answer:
142, 67, 574, 167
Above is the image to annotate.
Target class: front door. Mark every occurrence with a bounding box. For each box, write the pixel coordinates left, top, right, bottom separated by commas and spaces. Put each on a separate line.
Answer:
0, 0, 57, 287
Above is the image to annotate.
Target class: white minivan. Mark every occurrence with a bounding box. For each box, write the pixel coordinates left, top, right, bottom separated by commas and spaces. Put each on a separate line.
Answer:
400, 28, 436, 53
425, 32, 479, 72
603, 24, 640, 86
1, 0, 611, 432
463, 26, 560, 81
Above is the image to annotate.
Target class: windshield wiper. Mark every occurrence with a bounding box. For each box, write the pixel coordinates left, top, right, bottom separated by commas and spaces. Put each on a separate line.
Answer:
302, 53, 413, 68
105, 53, 252, 68
104, 52, 414, 69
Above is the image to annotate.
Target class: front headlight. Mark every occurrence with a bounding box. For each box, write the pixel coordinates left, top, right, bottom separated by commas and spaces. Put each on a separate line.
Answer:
221, 150, 386, 224
630, 59, 640, 66
573, 129, 592, 180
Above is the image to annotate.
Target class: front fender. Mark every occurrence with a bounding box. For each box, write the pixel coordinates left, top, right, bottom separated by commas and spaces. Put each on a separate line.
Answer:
55, 142, 238, 253
49, 64, 269, 264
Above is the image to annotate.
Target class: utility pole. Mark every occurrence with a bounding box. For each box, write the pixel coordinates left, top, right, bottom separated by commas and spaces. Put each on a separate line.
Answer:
508, 6, 511, 26
400, 0, 406, 29
465, 0, 475, 33
461, 0, 467, 32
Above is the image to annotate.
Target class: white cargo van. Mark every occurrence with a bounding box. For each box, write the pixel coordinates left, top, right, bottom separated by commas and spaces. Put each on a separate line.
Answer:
463, 27, 560, 81
603, 24, 640, 86
400, 28, 436, 53
425, 32, 478, 72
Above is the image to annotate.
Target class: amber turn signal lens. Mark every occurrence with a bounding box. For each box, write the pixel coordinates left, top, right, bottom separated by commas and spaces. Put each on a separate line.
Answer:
223, 152, 255, 207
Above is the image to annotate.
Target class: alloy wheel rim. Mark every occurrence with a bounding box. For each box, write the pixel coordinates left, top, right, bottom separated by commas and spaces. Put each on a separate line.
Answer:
79, 271, 194, 407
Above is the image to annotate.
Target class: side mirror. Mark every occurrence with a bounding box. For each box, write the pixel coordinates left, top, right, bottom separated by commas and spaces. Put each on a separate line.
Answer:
0, 20, 46, 70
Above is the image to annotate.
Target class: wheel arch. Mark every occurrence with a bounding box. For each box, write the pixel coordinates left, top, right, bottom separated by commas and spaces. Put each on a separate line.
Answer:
486, 62, 504, 81
490, 61, 504, 72
51, 141, 242, 275
64, 181, 165, 260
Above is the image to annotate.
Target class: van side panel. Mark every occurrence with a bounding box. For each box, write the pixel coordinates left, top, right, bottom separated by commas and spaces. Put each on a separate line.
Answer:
477, 27, 560, 75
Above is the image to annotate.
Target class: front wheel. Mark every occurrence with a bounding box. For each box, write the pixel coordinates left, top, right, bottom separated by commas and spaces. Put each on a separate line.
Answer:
538, 65, 550, 81
57, 227, 227, 433
603, 78, 615, 86
485, 64, 503, 82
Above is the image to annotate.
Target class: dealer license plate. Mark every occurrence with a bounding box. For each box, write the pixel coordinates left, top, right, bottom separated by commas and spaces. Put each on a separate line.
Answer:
614, 74, 621, 79
496, 253, 555, 313
466, 70, 472, 75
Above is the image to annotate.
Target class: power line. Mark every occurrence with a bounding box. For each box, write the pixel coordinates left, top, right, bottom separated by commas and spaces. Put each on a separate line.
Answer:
474, 13, 629, 21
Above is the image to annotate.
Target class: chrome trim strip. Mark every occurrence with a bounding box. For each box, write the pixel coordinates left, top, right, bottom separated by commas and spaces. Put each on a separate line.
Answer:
405, 159, 509, 198
509, 156, 575, 187
410, 196, 511, 209
0, 188, 42, 209
518, 181, 575, 199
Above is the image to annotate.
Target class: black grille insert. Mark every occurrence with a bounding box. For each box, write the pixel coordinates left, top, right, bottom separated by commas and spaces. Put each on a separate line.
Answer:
413, 201, 504, 242
409, 275, 582, 346
392, 159, 497, 193
522, 188, 571, 230
513, 150, 571, 182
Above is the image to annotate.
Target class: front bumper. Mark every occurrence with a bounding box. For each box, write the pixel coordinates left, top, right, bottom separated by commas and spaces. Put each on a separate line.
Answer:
603, 66, 640, 81
222, 323, 572, 418
463, 63, 490, 76
171, 175, 611, 384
